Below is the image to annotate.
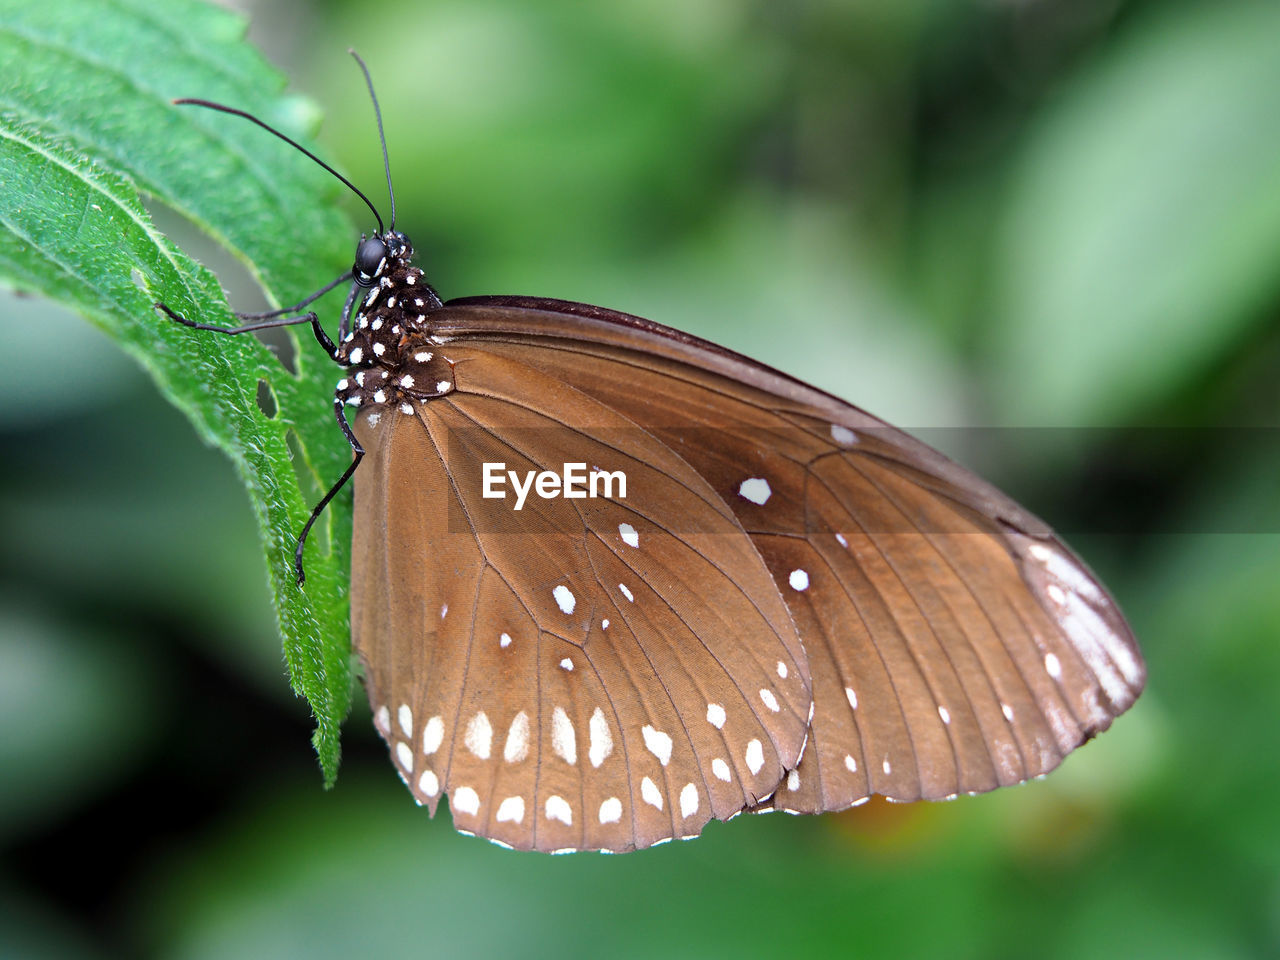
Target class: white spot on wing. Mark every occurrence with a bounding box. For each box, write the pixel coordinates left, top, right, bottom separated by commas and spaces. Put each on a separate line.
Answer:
777, 661, 788, 679
453, 786, 480, 816
1063, 591, 1144, 694
397, 704, 413, 738
618, 523, 639, 548
559, 657, 574, 671
938, 705, 951, 725
706, 703, 726, 729
396, 742, 413, 771
680, 783, 699, 819
418, 769, 439, 796
496, 796, 525, 823
599, 797, 622, 824
553, 585, 576, 614
831, 424, 857, 445
641, 776, 663, 810
845, 687, 858, 710
1029, 542, 1105, 603
618, 583, 634, 602
422, 715, 444, 755
1045, 653, 1062, 679
546, 796, 573, 826
374, 705, 390, 734
712, 758, 731, 781
738, 477, 772, 505
787, 770, 800, 792
642, 725, 673, 765
745, 739, 764, 775
504, 711, 530, 763
589, 708, 612, 768
836, 533, 849, 547
552, 706, 577, 765
844, 754, 857, 773
464, 711, 492, 759
760, 688, 779, 712
789, 569, 810, 591
1002, 703, 1015, 722
500, 632, 512, 648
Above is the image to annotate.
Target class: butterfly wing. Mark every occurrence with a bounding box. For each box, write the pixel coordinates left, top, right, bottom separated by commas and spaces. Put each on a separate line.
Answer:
351, 294, 1144, 850
421, 296, 1145, 813
742, 433, 1141, 811
351, 343, 813, 853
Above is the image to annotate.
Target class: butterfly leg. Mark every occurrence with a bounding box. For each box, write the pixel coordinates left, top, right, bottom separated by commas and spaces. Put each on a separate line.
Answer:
154, 301, 341, 361
227, 271, 353, 320
338, 279, 361, 343
293, 396, 365, 585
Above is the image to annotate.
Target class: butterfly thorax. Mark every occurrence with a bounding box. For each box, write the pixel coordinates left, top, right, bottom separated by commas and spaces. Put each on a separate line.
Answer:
335, 238, 453, 415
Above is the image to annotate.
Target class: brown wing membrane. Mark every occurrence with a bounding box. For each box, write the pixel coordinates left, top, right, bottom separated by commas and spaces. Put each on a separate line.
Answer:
351, 353, 812, 852
747, 435, 1141, 811
411, 296, 1146, 816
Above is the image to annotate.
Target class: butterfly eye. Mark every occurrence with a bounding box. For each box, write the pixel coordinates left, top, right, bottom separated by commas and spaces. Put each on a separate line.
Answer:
354, 235, 388, 284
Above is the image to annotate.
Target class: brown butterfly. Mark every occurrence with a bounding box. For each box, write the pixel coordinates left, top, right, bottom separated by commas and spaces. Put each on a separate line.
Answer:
159, 54, 1144, 854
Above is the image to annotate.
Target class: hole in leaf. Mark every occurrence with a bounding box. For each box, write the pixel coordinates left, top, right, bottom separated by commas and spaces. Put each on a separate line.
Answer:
256, 379, 278, 419
143, 199, 271, 307
275, 330, 301, 376
140, 198, 344, 376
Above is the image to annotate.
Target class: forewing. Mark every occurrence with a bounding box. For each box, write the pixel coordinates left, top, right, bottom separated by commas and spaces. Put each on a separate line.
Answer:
427, 296, 1146, 813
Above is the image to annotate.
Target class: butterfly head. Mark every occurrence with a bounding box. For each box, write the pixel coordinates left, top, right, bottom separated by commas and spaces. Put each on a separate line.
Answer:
354, 230, 413, 287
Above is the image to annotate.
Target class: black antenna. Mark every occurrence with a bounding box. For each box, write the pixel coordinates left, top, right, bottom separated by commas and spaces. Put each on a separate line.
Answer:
174, 97, 386, 235
349, 50, 396, 231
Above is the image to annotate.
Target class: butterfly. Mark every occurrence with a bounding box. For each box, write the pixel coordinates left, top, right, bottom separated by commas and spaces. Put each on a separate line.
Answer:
158, 53, 1144, 854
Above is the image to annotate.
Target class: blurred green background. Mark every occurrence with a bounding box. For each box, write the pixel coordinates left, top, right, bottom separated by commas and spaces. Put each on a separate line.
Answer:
2, 0, 1279, 957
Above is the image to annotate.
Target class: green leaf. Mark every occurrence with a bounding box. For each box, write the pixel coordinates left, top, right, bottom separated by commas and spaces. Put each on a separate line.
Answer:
0, 0, 362, 782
